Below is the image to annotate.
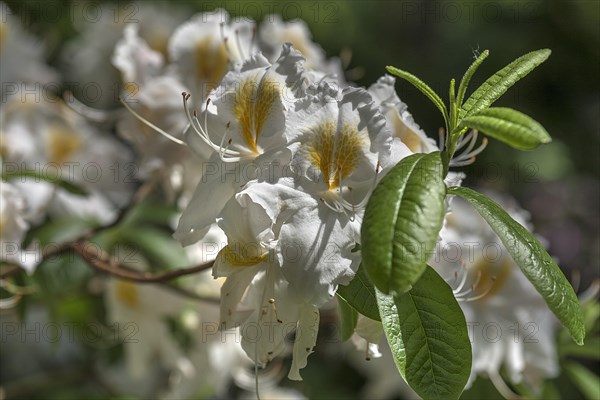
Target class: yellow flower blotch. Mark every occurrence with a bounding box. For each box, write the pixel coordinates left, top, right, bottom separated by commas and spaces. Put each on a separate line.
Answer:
195, 37, 229, 94
308, 122, 366, 190
115, 280, 139, 308
218, 244, 269, 267
233, 76, 279, 154
48, 127, 83, 165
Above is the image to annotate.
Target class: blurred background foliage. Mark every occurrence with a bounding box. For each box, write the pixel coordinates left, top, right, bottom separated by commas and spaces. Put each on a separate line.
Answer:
2, 0, 599, 399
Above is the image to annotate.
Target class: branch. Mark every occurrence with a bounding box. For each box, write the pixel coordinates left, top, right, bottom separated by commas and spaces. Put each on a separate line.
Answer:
71, 242, 215, 283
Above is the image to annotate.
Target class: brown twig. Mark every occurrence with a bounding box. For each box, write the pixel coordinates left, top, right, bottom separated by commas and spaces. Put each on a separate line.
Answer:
71, 242, 214, 283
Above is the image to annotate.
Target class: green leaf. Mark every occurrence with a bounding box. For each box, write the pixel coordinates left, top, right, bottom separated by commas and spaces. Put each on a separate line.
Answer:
447, 186, 585, 345
27, 216, 98, 247
337, 264, 380, 321
337, 297, 359, 341
563, 362, 600, 400
456, 50, 490, 109
460, 107, 551, 150
460, 49, 551, 118
386, 66, 449, 129
362, 152, 446, 295
120, 227, 190, 269
2, 170, 88, 196
560, 337, 600, 359
377, 266, 472, 400
121, 200, 179, 227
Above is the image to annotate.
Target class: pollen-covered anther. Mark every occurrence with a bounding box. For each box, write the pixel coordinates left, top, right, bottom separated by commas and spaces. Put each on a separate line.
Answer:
268, 298, 283, 323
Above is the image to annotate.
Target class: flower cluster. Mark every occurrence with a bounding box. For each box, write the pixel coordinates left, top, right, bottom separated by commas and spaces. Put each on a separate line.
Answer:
2, 3, 588, 399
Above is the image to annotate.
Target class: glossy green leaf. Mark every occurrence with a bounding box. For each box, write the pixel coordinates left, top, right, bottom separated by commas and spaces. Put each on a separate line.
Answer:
386, 66, 449, 128
560, 337, 600, 359
26, 216, 98, 247
456, 50, 490, 109
460, 107, 551, 150
337, 265, 380, 321
362, 152, 446, 295
460, 49, 551, 118
563, 362, 600, 400
337, 297, 359, 341
2, 170, 88, 196
447, 186, 585, 345
120, 227, 190, 269
376, 266, 472, 400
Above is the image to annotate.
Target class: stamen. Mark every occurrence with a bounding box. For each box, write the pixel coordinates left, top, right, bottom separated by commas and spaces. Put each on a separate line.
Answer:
453, 266, 469, 294
182, 92, 242, 161
119, 97, 187, 146
268, 298, 283, 323
235, 29, 246, 61
250, 26, 257, 54
454, 130, 475, 153
63, 90, 117, 123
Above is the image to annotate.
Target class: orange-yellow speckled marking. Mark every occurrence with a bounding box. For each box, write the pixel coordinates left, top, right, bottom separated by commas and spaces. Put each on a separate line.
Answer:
195, 36, 229, 94
218, 244, 269, 267
232, 76, 279, 154
472, 256, 513, 302
307, 121, 366, 190
49, 127, 82, 165
115, 280, 139, 308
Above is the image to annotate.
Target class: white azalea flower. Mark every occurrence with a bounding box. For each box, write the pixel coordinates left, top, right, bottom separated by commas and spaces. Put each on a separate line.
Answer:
104, 248, 193, 380
0, 90, 134, 224
349, 315, 383, 360
259, 15, 326, 70
368, 75, 438, 154
112, 24, 164, 90
0, 2, 58, 86
174, 44, 305, 245
431, 192, 560, 394
368, 74, 467, 187
259, 14, 346, 87
0, 181, 39, 273
168, 9, 255, 102
214, 192, 319, 381
61, 2, 184, 108
236, 84, 410, 306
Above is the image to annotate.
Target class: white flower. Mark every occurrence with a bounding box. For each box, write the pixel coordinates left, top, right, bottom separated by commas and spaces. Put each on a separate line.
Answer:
112, 24, 164, 89
233, 84, 410, 306
431, 192, 560, 393
349, 315, 383, 360
174, 44, 305, 246
0, 181, 39, 273
368, 75, 438, 154
258, 14, 346, 88
168, 9, 255, 102
61, 2, 183, 108
259, 15, 326, 70
0, 2, 58, 86
0, 90, 134, 224
214, 192, 319, 380
368, 74, 467, 187
104, 251, 193, 380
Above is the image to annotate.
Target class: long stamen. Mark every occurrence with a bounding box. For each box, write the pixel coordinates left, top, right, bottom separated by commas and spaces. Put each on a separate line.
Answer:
235, 29, 246, 61
454, 130, 475, 152
182, 93, 242, 161
119, 97, 187, 146
450, 137, 488, 167
454, 266, 469, 294
64, 91, 117, 123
